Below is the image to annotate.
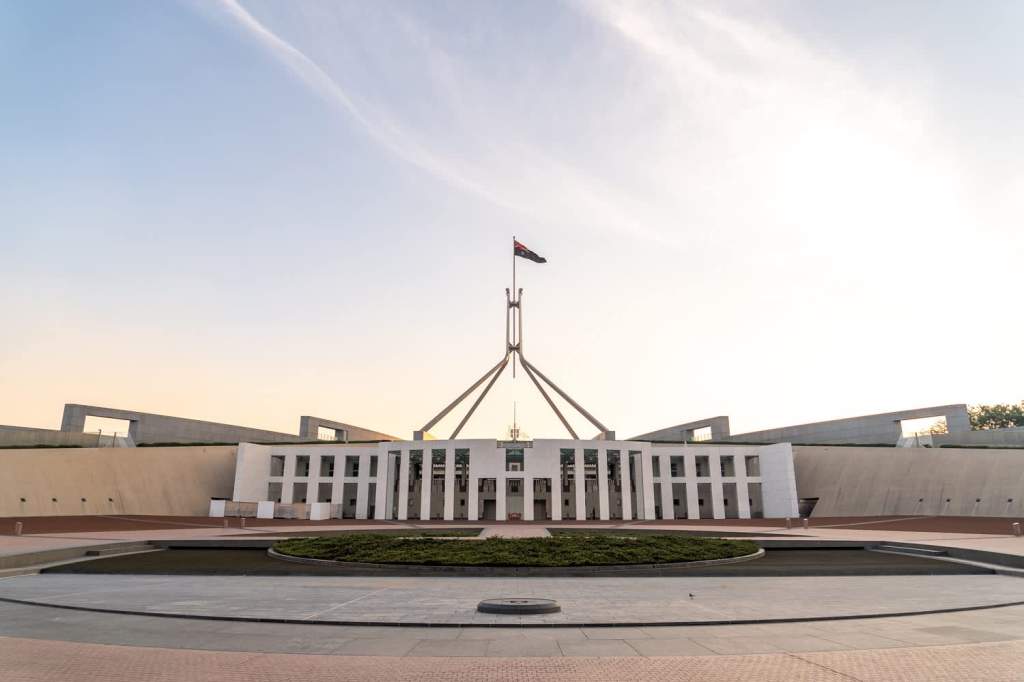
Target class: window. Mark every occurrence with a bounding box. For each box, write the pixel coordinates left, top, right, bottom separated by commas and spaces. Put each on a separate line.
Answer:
319, 456, 335, 477
745, 455, 760, 476
369, 455, 379, 477
695, 456, 709, 477
720, 455, 735, 477
652, 456, 661, 478
670, 456, 684, 477
295, 456, 310, 477
584, 449, 598, 479
505, 448, 524, 472
270, 456, 285, 477
344, 455, 359, 477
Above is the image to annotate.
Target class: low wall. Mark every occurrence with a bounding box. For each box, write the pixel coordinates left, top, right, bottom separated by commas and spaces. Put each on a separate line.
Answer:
794, 445, 1024, 517
0, 445, 237, 516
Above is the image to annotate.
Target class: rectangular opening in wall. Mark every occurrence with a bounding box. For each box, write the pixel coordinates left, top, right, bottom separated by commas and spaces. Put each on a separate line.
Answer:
745, 455, 760, 477
653, 482, 663, 519
344, 456, 359, 477
430, 449, 446, 519
407, 450, 422, 520
295, 456, 310, 477
270, 456, 286, 477
900, 416, 947, 437
506, 478, 524, 519
628, 452, 640, 519
720, 455, 735, 477
267, 482, 282, 503
505, 448, 524, 471
691, 426, 712, 442
367, 482, 376, 519
454, 449, 470, 520
670, 455, 684, 477
722, 482, 738, 519
560, 449, 576, 519
606, 451, 622, 519
342, 482, 358, 518
319, 456, 335, 477
697, 482, 713, 519
389, 451, 401, 519
82, 416, 131, 438
652, 455, 661, 478
584, 449, 598, 479
672, 482, 687, 519
695, 456, 710, 477
317, 426, 337, 441
533, 478, 552, 520
317, 482, 332, 503
369, 455, 379, 478
748, 482, 763, 518
584, 450, 600, 519
292, 482, 308, 504
478, 478, 496, 520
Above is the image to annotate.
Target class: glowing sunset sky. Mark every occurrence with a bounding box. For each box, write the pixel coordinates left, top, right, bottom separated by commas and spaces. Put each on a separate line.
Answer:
1, 1, 1021, 440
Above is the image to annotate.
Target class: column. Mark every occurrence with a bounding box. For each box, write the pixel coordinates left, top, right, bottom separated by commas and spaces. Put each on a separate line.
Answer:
382, 451, 397, 520
574, 449, 586, 520
552, 477, 562, 521
620, 453, 633, 521
496, 475, 507, 520
735, 453, 751, 519
330, 458, 344, 516
354, 453, 368, 519
640, 451, 656, 520
523, 477, 534, 521
597, 450, 609, 521
660, 468, 674, 520
281, 455, 294, 503
468, 473, 479, 521
397, 450, 409, 521
710, 454, 725, 519
420, 450, 433, 521
443, 448, 455, 521
374, 454, 388, 520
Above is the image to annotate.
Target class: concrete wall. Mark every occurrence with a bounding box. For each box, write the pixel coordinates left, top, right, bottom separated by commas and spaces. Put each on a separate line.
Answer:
730, 405, 972, 445
933, 427, 1024, 448
0, 425, 129, 448
297, 416, 396, 442
793, 445, 1024, 517
0, 445, 237, 517
632, 416, 731, 443
60, 404, 396, 445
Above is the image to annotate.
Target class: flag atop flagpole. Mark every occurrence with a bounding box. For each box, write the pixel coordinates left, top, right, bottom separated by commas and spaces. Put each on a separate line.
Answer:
513, 240, 546, 263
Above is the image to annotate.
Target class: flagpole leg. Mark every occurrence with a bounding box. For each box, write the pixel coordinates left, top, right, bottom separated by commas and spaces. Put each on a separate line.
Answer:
512, 235, 517, 378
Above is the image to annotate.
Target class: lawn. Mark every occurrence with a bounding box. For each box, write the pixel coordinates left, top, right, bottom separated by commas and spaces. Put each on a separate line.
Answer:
272, 534, 758, 567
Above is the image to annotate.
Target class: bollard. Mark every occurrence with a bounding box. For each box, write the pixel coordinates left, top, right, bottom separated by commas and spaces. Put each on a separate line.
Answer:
1014, 522, 1021, 537
785, 517, 792, 529
802, 518, 809, 530
240, 517, 246, 529
13, 521, 23, 536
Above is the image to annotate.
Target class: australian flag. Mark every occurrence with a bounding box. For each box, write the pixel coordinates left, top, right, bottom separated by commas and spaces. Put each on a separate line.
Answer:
513, 240, 546, 263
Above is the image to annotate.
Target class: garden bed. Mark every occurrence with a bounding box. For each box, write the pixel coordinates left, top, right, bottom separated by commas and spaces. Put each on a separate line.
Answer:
271, 534, 759, 568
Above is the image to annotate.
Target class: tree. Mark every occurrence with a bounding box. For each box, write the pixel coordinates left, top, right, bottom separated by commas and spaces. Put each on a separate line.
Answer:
969, 401, 1024, 430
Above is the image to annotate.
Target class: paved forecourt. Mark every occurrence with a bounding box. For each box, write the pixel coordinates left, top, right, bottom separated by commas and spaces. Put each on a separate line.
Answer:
3, 572, 1024, 625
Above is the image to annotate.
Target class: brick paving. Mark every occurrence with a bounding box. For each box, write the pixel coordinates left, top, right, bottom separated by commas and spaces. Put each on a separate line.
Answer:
2, 635, 1023, 681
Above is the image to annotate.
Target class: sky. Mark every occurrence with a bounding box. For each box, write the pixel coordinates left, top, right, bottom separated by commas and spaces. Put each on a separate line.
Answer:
1, 0, 1022, 441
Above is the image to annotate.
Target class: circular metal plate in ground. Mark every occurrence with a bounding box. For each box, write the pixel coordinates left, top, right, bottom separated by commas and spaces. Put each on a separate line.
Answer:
477, 598, 561, 615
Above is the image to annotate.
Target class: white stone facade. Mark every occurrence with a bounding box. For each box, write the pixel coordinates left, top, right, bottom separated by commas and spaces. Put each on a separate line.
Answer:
229, 439, 798, 521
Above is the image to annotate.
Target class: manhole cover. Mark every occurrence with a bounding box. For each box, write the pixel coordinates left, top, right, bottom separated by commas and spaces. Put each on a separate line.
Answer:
477, 598, 560, 615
